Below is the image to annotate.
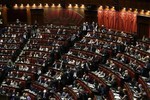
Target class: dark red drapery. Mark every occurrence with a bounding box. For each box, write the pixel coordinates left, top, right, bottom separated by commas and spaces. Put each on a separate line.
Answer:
98, 9, 137, 33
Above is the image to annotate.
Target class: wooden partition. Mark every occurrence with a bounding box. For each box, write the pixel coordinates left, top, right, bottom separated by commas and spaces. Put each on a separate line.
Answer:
30, 9, 44, 24
7, 9, 27, 23
137, 15, 150, 38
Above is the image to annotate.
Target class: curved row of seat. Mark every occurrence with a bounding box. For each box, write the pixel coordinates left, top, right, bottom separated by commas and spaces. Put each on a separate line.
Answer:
0, 22, 149, 100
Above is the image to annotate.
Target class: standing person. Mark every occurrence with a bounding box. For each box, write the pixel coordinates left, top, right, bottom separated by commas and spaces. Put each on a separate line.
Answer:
16, 19, 20, 25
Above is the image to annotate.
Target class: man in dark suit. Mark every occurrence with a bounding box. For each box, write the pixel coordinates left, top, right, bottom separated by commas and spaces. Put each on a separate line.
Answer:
67, 69, 74, 84
61, 72, 68, 86
107, 29, 114, 34
101, 49, 109, 64
42, 90, 49, 100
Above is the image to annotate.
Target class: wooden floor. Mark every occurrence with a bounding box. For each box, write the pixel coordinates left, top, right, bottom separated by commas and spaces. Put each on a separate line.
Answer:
1, 7, 85, 26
